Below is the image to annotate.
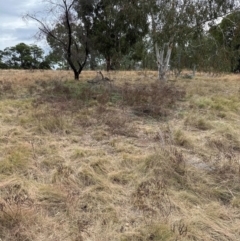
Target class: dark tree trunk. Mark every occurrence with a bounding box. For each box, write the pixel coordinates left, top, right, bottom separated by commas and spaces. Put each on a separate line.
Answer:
74, 70, 80, 80
25, 0, 90, 81
106, 56, 111, 72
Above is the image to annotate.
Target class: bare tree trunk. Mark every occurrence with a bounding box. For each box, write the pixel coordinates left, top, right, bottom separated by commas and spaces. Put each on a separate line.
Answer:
155, 41, 173, 82
192, 64, 196, 77
106, 56, 111, 72
74, 70, 80, 80
24, 0, 89, 81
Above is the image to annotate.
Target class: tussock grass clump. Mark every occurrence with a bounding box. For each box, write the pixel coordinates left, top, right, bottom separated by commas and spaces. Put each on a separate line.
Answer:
184, 114, 212, 130
0, 180, 36, 240
34, 109, 66, 133
131, 147, 185, 217
37, 185, 68, 214
139, 147, 186, 186
173, 129, 193, 148
207, 123, 240, 152
0, 145, 31, 175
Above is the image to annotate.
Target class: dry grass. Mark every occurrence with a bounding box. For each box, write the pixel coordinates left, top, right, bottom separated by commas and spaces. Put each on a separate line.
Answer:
0, 69, 240, 240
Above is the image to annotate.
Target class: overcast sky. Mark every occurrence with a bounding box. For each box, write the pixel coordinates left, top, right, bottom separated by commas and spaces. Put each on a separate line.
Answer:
0, 0, 49, 52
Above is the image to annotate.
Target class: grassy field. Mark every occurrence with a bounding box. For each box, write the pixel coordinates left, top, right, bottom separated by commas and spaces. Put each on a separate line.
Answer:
0, 69, 240, 241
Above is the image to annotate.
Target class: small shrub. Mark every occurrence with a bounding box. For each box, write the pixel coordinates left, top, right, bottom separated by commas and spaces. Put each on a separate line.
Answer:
104, 112, 127, 132
211, 156, 240, 181
49, 80, 71, 98
0, 81, 15, 97
27, 84, 38, 95
121, 82, 185, 118
132, 177, 172, 217
35, 79, 48, 88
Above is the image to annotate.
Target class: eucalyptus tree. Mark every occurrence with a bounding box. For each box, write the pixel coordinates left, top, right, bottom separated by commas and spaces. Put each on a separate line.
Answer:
0, 43, 48, 69
149, 0, 239, 82
30, 44, 45, 68
25, 0, 90, 80
209, 11, 240, 72
0, 50, 8, 69
75, 0, 149, 71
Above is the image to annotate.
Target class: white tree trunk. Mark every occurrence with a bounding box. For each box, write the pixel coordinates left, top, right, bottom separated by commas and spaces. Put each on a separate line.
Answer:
155, 41, 173, 82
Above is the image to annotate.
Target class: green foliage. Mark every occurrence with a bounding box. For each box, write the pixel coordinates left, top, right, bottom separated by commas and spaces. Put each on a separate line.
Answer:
46, 22, 88, 71
0, 146, 30, 175
150, 0, 239, 75
75, 0, 149, 71
25, 0, 239, 74
209, 11, 240, 72
0, 43, 51, 70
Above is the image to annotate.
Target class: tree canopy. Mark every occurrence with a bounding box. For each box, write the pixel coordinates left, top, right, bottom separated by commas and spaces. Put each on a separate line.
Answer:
149, 0, 239, 80
84, 0, 149, 71
209, 11, 240, 72
18, 0, 240, 79
0, 43, 51, 70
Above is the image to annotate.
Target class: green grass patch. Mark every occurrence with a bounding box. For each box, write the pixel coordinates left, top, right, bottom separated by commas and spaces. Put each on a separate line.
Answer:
0, 146, 31, 175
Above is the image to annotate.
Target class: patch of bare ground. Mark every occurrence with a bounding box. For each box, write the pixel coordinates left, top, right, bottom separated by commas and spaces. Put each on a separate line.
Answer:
0, 69, 240, 240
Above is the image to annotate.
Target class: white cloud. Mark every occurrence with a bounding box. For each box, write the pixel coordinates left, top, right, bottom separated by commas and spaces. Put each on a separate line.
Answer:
0, 0, 49, 51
